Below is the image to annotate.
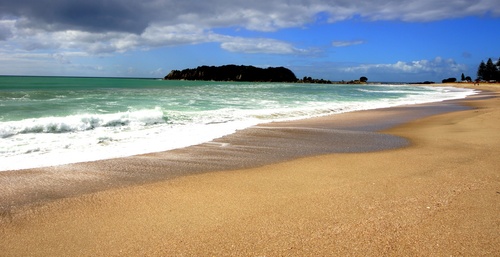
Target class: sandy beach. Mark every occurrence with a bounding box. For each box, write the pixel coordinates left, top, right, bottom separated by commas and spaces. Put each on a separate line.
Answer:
0, 83, 499, 256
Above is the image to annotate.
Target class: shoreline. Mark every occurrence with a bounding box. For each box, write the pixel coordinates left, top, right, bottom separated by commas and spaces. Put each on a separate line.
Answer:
0, 82, 475, 173
1, 83, 499, 255
0, 87, 483, 213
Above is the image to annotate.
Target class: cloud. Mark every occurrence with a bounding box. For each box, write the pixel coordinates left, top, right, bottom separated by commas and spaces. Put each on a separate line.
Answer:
3, 18, 315, 55
52, 53, 71, 64
3, 1, 497, 34
0, 20, 15, 40
140, 24, 217, 48
0, 50, 101, 76
220, 38, 309, 54
342, 0, 500, 22
332, 40, 366, 47
0, 0, 498, 56
2, 0, 149, 33
150, 68, 165, 76
342, 57, 467, 75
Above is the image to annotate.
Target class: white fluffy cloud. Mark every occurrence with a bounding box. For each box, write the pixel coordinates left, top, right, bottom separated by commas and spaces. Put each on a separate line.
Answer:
3, 20, 317, 56
332, 40, 366, 47
220, 38, 307, 54
342, 57, 467, 75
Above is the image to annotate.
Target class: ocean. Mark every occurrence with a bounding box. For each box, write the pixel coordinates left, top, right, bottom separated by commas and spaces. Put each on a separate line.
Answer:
0, 76, 476, 171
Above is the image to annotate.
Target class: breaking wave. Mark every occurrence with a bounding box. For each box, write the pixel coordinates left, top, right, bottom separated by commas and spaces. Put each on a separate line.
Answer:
0, 108, 166, 138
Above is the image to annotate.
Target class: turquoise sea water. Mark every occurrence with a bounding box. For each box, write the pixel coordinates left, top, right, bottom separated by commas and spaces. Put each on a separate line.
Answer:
0, 76, 476, 171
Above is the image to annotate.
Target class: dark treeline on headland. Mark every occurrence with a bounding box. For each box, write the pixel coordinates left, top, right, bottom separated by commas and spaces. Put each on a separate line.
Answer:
164, 64, 370, 84
164, 65, 298, 82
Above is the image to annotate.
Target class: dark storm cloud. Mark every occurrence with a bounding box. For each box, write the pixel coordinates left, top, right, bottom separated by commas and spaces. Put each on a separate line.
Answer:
1, 0, 150, 33
0, 21, 13, 40
2, 0, 498, 34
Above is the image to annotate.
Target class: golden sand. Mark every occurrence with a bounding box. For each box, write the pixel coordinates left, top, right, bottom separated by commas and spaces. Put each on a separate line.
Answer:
0, 83, 499, 256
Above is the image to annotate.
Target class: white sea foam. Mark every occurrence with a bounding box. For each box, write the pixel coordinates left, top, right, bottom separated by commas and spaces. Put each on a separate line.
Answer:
0, 84, 477, 171
0, 115, 258, 171
0, 108, 166, 138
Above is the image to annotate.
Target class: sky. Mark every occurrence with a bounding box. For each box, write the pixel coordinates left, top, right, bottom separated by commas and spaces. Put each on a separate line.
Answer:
0, 0, 499, 82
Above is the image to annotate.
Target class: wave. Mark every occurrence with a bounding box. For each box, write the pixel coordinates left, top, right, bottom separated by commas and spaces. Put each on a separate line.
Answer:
356, 88, 431, 94
0, 108, 166, 138
1, 84, 479, 171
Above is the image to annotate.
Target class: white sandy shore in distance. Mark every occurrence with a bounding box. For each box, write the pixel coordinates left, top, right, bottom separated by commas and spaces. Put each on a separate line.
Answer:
0, 83, 499, 256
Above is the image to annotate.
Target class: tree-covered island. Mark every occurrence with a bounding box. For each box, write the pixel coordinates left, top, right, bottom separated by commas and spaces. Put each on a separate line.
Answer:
164, 65, 298, 82
164, 64, 368, 84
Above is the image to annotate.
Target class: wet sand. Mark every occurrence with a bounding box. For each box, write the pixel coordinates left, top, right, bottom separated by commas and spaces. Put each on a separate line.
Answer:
0, 83, 499, 256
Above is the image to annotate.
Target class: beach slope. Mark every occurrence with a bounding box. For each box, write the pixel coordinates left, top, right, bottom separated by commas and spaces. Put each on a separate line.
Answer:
0, 84, 499, 256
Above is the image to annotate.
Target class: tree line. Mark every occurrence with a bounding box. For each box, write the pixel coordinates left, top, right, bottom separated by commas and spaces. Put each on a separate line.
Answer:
477, 57, 500, 81
444, 57, 499, 83
164, 65, 297, 82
